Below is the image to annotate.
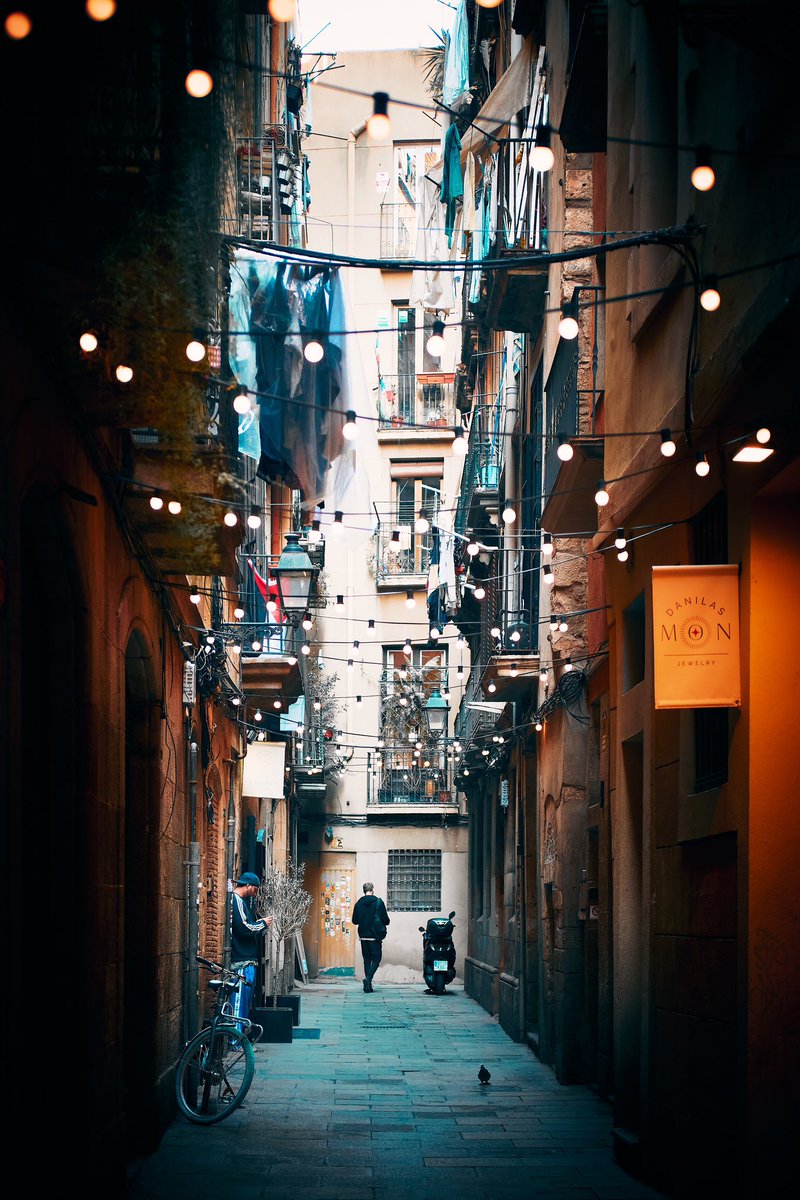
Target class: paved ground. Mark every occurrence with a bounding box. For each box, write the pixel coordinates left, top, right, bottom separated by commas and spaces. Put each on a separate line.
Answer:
127, 979, 669, 1200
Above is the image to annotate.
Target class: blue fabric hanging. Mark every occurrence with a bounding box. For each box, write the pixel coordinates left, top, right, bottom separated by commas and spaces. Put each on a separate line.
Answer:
440, 123, 464, 249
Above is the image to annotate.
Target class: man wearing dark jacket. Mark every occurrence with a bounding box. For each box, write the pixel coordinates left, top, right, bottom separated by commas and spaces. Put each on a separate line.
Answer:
351, 882, 390, 993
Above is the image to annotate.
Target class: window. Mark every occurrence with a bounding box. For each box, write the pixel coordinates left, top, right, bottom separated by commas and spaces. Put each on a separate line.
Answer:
388, 849, 442, 911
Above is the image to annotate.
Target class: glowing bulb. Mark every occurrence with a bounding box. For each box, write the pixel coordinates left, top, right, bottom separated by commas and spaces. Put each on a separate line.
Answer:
273, 699, 282, 710
254, 709, 262, 722
487, 682, 496, 693
467, 537, 479, 556
559, 313, 579, 340
5, 12, 32, 39
405, 591, 416, 609
756, 427, 771, 444
231, 696, 241, 706
302, 611, 313, 631
510, 628, 521, 642
115, 364, 133, 383
313, 699, 322, 711
342, 410, 358, 440
660, 429, 676, 457
542, 532, 553, 558
543, 564, 554, 584
233, 387, 251, 414
388, 529, 402, 554
367, 92, 390, 141
502, 504, 516, 524
617, 549, 629, 562
595, 481, 610, 507
301, 642, 310, 655
403, 639, 412, 658
247, 508, 262, 529
550, 614, 559, 631
185, 69, 213, 98
535, 720, 543, 732
335, 595, 345, 611
414, 510, 430, 535
234, 605, 245, 619
79, 331, 98, 353
86, 0, 117, 19
540, 668, 548, 682
268, 0, 297, 20
366, 619, 375, 638
557, 433, 574, 461
700, 278, 721, 312
307, 519, 322, 543
189, 591, 201, 605
530, 124, 555, 172
331, 511, 344, 534
510, 664, 518, 678
695, 453, 710, 477
614, 528, 627, 549
426, 319, 445, 358
223, 510, 238, 527
474, 584, 486, 601
251, 638, 262, 652
185, 339, 206, 362
691, 146, 715, 192
168, 499, 182, 515
559, 618, 569, 633
304, 339, 324, 363
429, 625, 441, 640
490, 624, 501, 639
452, 426, 468, 455
149, 491, 164, 511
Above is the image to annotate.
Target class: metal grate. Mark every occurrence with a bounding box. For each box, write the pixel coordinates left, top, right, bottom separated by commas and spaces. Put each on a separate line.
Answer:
387, 849, 442, 911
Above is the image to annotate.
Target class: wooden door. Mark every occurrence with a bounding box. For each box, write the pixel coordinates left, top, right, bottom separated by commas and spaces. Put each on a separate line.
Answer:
317, 854, 356, 973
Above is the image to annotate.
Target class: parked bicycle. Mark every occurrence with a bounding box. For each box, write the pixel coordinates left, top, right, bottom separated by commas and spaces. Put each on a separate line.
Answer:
174, 955, 263, 1124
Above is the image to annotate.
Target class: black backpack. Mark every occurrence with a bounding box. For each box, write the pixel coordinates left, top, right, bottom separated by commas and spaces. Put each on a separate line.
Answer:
372, 909, 387, 941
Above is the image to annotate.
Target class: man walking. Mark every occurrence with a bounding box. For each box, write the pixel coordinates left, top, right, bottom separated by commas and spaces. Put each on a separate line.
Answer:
230, 871, 271, 1023
351, 881, 390, 993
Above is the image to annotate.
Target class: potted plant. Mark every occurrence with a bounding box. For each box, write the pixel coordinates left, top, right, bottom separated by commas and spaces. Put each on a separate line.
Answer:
252, 859, 312, 1039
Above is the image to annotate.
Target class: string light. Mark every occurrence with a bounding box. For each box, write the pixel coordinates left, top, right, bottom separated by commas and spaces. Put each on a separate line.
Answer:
543, 563, 554, 584
302, 611, 313, 630
342, 410, 358, 440
549, 614, 559, 631
251, 638, 262, 651
5, 12, 32, 39
530, 123, 555, 172
405, 590, 416, 609
414, 509, 430, 534
558, 293, 579, 340
539, 668, 548, 682
426, 318, 445, 358
403, 638, 412, 658
691, 145, 715, 192
564, 658, 573, 672
304, 339, 324, 363
115, 364, 133, 383
185, 69, 213, 98
490, 623, 501, 639
189, 590, 201, 605
268, 0, 297, 21
756, 427, 771, 444
429, 624, 441, 640
234, 605, 245, 619
301, 642, 310, 655
542, 532, 553, 559
335, 594, 345, 611
79, 331, 98, 353
474, 584, 486, 601
617, 548, 629, 562
466, 535, 479, 556
557, 433, 574, 461
307, 519, 322, 543
595, 481, 610, 507
502, 503, 516, 524
86, 0, 117, 20
273, 698, 282, 710
457, 633, 466, 650
366, 619, 376, 637
168, 499, 182, 515
313, 699, 322, 711
367, 91, 390, 141
149, 490, 164, 511
695, 453, 710, 477
699, 276, 721, 311
535, 720, 544, 732
347, 658, 354, 672
559, 616, 569, 633
510, 664, 518, 678
254, 708, 263, 722
452, 426, 468, 456
223, 509, 238, 527
388, 527, 402, 554
509, 627, 521, 642
185, 337, 206, 362
331, 510, 344, 533
247, 506, 262, 529
660, 429, 676, 457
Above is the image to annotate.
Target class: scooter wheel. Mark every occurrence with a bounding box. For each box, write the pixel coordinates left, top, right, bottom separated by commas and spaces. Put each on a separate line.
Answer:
432, 973, 445, 995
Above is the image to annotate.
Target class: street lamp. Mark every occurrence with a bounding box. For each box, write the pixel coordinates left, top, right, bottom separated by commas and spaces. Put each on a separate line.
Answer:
424, 689, 450, 737
273, 532, 318, 625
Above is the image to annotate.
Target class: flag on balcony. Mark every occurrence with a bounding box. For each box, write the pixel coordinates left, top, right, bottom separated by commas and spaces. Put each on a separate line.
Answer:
247, 558, 285, 623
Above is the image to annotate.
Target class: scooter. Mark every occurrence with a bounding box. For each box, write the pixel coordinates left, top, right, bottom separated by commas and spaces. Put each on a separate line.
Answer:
419, 910, 457, 994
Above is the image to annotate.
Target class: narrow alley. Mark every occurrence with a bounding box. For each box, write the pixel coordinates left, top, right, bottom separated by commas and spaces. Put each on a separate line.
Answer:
127, 981, 667, 1200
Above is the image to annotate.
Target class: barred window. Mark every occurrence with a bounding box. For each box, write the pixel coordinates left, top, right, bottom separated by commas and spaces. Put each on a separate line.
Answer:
387, 849, 442, 911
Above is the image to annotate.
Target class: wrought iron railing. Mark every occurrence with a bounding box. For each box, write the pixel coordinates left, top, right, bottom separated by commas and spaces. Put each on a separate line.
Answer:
453, 403, 504, 535
376, 373, 455, 429
543, 338, 580, 499
367, 751, 453, 806
374, 521, 434, 581
495, 136, 549, 253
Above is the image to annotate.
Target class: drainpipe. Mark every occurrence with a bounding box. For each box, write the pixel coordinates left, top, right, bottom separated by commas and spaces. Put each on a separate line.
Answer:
503, 332, 521, 623
222, 754, 239, 968
347, 119, 368, 258
186, 731, 200, 1040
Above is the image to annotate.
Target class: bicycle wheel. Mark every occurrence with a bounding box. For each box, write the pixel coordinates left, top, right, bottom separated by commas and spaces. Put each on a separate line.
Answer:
175, 1022, 256, 1124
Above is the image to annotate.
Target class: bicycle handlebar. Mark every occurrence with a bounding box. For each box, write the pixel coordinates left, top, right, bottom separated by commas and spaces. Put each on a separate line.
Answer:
196, 954, 248, 984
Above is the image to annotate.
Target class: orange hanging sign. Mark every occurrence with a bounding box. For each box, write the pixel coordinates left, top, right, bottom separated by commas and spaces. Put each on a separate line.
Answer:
651, 564, 741, 708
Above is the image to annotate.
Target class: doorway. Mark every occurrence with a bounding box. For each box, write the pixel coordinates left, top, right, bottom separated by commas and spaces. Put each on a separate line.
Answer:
303, 853, 356, 975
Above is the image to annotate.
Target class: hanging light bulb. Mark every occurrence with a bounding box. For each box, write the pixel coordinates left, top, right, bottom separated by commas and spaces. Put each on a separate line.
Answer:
287, 652, 297, 666
510, 663, 519, 678
247, 507, 262, 529
530, 122, 555, 172
86, 0, 117, 21
660, 429, 677, 457
331, 510, 344, 534
342, 410, 358, 440
367, 91, 390, 141
695, 453, 710, 477
564, 658, 573, 672
301, 611, 313, 631
466, 535, 479, 556
756, 427, 771, 444
426, 318, 446, 358
558, 292, 580, 340
557, 433, 574, 461
185, 337, 206, 362
268, 0, 297, 21
405, 590, 416, 609
356, 695, 363, 706
304, 338, 324, 363
313, 698, 322, 711
414, 509, 430, 535
539, 667, 548, 682
335, 594, 345, 611
535, 720, 544, 732
400, 696, 408, 707
190, 590, 201, 605
266, 590, 277, 613
457, 632, 466, 650
510, 627, 521, 642
617, 549, 629, 562
388, 527, 402, 554
251, 637, 262, 652
115, 364, 133, 383
691, 144, 715, 192
487, 682, 497, 694
347, 658, 354, 672
614, 527, 627, 550
559, 616, 569, 633
543, 563, 554, 584
233, 384, 251, 415
234, 605, 245, 619
254, 708, 263, 722
403, 638, 412, 658
185, 68, 213, 98
79, 330, 98, 353
595, 481, 610, 507
301, 642, 310, 655
541, 532, 553, 559
149, 490, 164, 511
5, 11, 32, 38
366, 618, 376, 638
502, 503, 516, 524
699, 276, 721, 312
231, 695, 241, 707
429, 625, 441, 640
273, 698, 282, 710
490, 623, 501, 639
223, 509, 238, 527
452, 426, 468, 455
168, 499, 182, 515
474, 584, 486, 601
306, 519, 322, 544
443, 686, 451, 700
549, 614, 559, 631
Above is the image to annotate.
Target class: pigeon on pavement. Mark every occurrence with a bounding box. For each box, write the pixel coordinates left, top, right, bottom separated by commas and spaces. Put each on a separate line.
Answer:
478, 1065, 491, 1084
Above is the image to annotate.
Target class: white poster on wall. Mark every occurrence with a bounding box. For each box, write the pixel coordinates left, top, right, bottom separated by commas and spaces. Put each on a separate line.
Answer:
242, 741, 286, 799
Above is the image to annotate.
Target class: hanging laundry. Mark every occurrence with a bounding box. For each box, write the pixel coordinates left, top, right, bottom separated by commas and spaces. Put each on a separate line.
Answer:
440, 122, 464, 249
442, 0, 470, 111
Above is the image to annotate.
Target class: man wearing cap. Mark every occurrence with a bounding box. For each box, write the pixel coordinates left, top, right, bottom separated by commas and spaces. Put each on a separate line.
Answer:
231, 872, 271, 1023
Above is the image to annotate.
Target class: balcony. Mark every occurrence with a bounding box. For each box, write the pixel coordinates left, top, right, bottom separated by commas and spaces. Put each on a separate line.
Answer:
376, 373, 455, 433
379, 202, 417, 259
454, 658, 506, 766
367, 754, 458, 815
541, 338, 603, 533
482, 135, 549, 333
238, 621, 303, 709
479, 609, 540, 702
454, 403, 504, 536
374, 522, 433, 587
236, 135, 301, 244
